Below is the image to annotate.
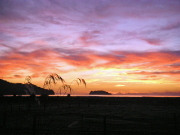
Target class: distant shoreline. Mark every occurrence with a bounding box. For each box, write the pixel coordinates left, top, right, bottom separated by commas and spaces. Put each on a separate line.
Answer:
1, 94, 180, 98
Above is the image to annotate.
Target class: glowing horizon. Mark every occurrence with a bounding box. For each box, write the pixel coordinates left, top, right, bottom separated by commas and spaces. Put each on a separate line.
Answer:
0, 0, 180, 96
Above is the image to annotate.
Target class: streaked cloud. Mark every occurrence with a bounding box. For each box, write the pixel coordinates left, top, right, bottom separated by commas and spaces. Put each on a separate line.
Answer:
127, 70, 180, 75
0, 0, 180, 95
115, 84, 125, 87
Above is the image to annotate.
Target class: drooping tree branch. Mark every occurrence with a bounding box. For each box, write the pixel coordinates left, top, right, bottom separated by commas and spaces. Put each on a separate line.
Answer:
24, 76, 35, 95
43, 73, 65, 90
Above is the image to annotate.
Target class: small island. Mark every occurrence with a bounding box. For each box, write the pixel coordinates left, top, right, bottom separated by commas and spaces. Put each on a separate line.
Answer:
89, 90, 112, 95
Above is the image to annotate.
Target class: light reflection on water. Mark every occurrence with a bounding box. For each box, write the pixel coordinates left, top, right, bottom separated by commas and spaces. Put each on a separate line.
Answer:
2, 94, 180, 97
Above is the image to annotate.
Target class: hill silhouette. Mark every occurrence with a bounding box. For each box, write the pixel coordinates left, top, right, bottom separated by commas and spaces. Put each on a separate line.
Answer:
0, 79, 54, 95
89, 90, 112, 95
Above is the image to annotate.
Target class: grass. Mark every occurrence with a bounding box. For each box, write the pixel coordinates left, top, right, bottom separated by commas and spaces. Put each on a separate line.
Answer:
0, 96, 180, 135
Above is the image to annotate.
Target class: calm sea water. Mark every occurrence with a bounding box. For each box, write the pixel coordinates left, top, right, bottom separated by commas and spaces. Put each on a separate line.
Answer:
3, 94, 180, 97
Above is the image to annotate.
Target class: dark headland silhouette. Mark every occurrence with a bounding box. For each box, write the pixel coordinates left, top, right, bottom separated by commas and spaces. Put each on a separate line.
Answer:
0, 79, 54, 95
89, 90, 112, 95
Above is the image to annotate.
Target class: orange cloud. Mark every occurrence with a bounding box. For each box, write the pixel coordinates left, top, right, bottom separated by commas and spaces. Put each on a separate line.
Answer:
0, 48, 180, 93
127, 71, 180, 75
1, 50, 180, 77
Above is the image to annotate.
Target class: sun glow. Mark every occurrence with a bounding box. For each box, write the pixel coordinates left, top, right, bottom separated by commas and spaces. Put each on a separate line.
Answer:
115, 84, 125, 87
0, 0, 180, 96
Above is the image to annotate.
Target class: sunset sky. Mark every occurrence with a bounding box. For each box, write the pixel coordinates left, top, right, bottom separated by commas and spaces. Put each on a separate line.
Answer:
0, 0, 180, 96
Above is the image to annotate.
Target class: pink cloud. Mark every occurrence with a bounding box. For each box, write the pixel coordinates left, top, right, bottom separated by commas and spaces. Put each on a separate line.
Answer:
0, 0, 180, 84
116, 91, 180, 96
127, 71, 180, 75
1, 49, 180, 77
142, 38, 162, 46
161, 21, 180, 31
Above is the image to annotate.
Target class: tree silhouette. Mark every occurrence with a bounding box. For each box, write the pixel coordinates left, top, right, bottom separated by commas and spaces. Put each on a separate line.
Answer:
62, 78, 86, 95
24, 75, 35, 95
43, 73, 65, 90
43, 73, 86, 95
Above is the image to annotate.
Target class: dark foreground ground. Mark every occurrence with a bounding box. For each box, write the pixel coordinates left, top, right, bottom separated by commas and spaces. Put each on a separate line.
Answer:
0, 96, 180, 135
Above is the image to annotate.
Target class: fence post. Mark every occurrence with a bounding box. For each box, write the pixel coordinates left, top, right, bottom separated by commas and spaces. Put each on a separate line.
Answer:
103, 116, 106, 135
174, 113, 177, 131
81, 114, 84, 133
28, 103, 31, 111
11, 104, 12, 113
43, 103, 46, 110
33, 115, 37, 135
3, 111, 7, 127
19, 104, 21, 111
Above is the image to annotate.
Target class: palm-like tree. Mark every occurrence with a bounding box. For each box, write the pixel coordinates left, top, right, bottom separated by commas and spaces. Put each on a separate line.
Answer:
43, 73, 65, 90
70, 78, 86, 87
59, 84, 72, 95
61, 78, 86, 95
25, 75, 31, 84
24, 75, 35, 95
43, 73, 86, 95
